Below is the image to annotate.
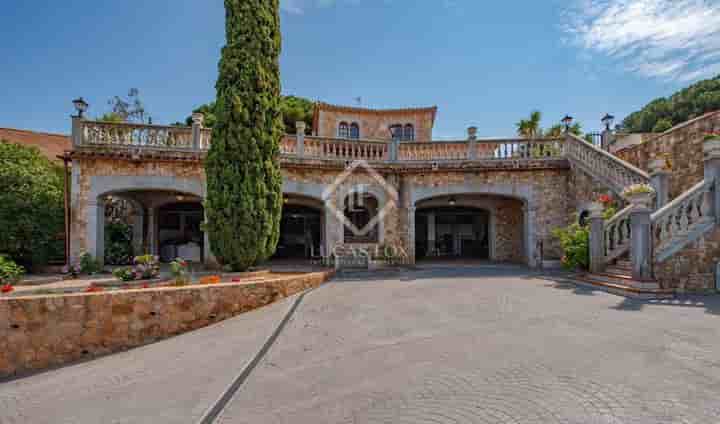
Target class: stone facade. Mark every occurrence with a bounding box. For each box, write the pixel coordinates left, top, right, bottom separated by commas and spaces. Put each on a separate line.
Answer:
0, 271, 333, 379
314, 103, 437, 141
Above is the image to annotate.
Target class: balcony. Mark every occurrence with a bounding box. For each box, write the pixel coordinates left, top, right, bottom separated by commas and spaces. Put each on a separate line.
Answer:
70, 119, 566, 165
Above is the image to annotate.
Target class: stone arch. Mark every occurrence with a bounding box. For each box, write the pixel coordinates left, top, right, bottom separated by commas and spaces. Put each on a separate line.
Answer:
336, 184, 389, 245
81, 175, 205, 265
409, 183, 538, 266
282, 179, 332, 257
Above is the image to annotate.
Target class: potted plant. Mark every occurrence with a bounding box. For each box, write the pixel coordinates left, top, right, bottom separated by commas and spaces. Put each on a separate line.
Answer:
621, 183, 655, 208
170, 258, 190, 286
0, 256, 24, 295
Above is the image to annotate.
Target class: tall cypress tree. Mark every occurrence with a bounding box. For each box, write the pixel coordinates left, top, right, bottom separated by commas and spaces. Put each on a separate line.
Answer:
205, 0, 283, 271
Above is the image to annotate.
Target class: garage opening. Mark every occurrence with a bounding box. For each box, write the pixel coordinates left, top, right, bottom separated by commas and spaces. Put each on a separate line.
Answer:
415, 207, 490, 260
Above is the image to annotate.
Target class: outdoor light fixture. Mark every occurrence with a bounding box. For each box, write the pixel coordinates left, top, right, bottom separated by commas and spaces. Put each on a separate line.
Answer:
561, 115, 574, 131
448, 196, 457, 206
601, 113, 615, 131
176, 195, 185, 202
72, 97, 89, 118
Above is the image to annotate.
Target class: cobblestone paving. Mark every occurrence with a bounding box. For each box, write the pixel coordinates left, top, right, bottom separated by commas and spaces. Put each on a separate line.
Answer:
217, 266, 720, 423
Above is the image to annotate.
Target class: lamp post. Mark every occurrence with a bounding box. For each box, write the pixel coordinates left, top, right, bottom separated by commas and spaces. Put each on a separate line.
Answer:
561, 115, 573, 132
448, 196, 457, 206
601, 113, 615, 131
72, 97, 89, 118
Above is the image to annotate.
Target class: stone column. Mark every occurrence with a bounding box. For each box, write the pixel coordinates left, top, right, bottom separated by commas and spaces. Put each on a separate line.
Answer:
427, 212, 436, 255
296, 121, 306, 156
649, 158, 670, 210
147, 207, 158, 256
391, 139, 399, 161
523, 205, 538, 267
132, 210, 144, 256
628, 193, 654, 280
408, 207, 416, 264
467, 126, 478, 159
587, 202, 605, 273
704, 138, 720, 224
191, 113, 204, 150
86, 199, 106, 266
71, 116, 84, 147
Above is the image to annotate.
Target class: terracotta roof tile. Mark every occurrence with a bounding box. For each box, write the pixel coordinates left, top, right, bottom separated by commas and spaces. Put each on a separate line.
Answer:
315, 102, 438, 124
0, 128, 70, 161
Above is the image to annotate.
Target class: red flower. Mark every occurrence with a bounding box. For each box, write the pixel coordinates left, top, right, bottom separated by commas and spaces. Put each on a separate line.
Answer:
142, 283, 150, 289
598, 194, 612, 204
1, 284, 14, 294
85, 285, 104, 293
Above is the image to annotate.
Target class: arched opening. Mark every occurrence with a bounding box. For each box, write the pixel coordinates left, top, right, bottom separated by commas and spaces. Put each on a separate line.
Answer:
349, 122, 360, 139
273, 193, 325, 261
416, 206, 490, 260
96, 189, 204, 265
403, 124, 415, 141
338, 122, 349, 138
343, 192, 379, 243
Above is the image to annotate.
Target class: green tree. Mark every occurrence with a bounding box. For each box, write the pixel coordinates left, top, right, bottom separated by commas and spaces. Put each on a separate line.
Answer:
184, 95, 313, 134
545, 123, 583, 137
0, 141, 64, 270
621, 74, 720, 132
652, 118, 673, 133
516, 110, 542, 138
204, 0, 284, 271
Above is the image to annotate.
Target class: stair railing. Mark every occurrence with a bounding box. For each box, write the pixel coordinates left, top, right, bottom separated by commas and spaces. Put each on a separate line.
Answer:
603, 205, 634, 263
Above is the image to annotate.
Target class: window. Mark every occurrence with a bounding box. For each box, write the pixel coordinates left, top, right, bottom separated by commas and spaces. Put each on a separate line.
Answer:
349, 123, 360, 139
390, 124, 403, 141
404, 124, 415, 141
338, 122, 349, 138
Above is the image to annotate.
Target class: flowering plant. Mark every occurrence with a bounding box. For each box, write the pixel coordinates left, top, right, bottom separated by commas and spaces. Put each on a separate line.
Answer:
1, 284, 14, 294
85, 285, 104, 293
133, 254, 160, 280
598, 194, 612, 204
113, 267, 136, 282
199, 275, 221, 285
0, 255, 24, 286
170, 258, 190, 285
703, 132, 720, 141
622, 183, 655, 197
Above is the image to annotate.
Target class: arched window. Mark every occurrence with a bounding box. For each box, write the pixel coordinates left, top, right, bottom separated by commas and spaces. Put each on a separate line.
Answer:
338, 122, 349, 138
390, 124, 403, 141
349, 122, 360, 139
404, 124, 415, 141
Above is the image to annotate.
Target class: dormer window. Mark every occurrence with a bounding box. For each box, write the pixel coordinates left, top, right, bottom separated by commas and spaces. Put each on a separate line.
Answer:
338, 122, 349, 138
404, 124, 415, 141
350, 123, 360, 139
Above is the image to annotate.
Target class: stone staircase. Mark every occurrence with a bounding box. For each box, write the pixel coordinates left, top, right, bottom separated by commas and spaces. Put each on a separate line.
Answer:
574, 259, 673, 299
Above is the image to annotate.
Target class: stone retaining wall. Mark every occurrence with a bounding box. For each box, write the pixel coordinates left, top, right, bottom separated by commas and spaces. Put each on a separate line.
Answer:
0, 271, 334, 379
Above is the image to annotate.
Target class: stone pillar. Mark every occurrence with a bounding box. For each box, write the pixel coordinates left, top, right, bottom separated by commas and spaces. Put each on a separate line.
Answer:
427, 212, 436, 255
296, 121, 306, 156
628, 194, 654, 280
86, 199, 106, 266
587, 202, 605, 273
391, 139, 399, 161
191, 113, 204, 150
649, 159, 670, 210
600, 129, 613, 151
132, 210, 144, 256
408, 207, 416, 264
704, 138, 720, 224
523, 205, 538, 267
71, 116, 83, 147
467, 126, 478, 160
147, 207, 157, 256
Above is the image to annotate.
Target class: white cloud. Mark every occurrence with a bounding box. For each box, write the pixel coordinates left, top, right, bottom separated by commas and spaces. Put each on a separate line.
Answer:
281, 0, 352, 14
563, 0, 720, 81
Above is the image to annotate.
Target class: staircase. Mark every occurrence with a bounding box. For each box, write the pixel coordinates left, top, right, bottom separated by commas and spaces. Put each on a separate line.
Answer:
575, 259, 673, 299
562, 133, 720, 299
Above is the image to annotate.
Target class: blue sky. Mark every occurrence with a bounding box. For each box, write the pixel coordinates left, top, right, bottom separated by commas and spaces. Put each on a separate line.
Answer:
1, 0, 719, 138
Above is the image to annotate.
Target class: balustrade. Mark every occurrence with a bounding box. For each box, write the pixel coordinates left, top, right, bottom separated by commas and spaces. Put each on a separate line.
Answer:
603, 205, 633, 262
79, 120, 196, 149
303, 137, 389, 161
651, 179, 716, 257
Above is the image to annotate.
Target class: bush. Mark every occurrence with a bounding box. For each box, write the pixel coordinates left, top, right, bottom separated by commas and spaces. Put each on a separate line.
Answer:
0, 141, 64, 270
80, 252, 102, 275
112, 267, 135, 282
133, 254, 159, 280
104, 222, 133, 265
170, 257, 190, 285
552, 223, 590, 271
0, 255, 25, 285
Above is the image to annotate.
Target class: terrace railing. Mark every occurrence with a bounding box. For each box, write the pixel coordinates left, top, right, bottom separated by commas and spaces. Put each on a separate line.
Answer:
76, 120, 200, 150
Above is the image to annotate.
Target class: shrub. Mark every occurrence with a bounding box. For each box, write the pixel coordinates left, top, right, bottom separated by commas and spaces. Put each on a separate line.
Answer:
552, 223, 590, 271
0, 255, 25, 285
0, 141, 64, 270
204, 0, 283, 271
104, 222, 133, 265
622, 183, 654, 197
170, 258, 190, 285
112, 267, 136, 282
79, 252, 102, 275
133, 254, 159, 280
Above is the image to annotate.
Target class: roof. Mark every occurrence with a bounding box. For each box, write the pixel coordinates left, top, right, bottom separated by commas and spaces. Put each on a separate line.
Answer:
0, 127, 71, 162
314, 102, 438, 124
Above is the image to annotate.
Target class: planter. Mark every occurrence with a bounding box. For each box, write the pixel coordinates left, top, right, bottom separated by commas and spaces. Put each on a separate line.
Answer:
625, 192, 654, 210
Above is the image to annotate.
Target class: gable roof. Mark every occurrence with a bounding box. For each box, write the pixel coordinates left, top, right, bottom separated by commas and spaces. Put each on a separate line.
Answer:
0, 127, 71, 162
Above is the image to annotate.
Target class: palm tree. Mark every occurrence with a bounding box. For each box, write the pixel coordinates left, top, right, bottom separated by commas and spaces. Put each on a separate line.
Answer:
515, 110, 543, 138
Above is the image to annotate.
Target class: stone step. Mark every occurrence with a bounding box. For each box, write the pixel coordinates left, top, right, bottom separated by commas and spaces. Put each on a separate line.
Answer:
615, 259, 632, 269
605, 266, 632, 275
571, 274, 673, 300
589, 272, 660, 289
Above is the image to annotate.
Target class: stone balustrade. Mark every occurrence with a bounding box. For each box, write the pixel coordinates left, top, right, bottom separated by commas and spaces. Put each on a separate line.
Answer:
651, 179, 716, 262
303, 136, 390, 161
603, 205, 634, 263
77, 120, 198, 150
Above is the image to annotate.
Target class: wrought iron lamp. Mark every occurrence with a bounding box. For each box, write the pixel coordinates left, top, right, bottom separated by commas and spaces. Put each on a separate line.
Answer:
72, 97, 89, 118
601, 113, 615, 131
561, 115, 573, 132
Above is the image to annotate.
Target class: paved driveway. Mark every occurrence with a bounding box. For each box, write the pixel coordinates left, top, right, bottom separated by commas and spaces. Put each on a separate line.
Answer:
4, 265, 720, 423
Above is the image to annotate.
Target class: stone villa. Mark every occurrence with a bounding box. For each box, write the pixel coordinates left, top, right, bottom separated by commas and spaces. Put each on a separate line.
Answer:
63, 102, 720, 294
